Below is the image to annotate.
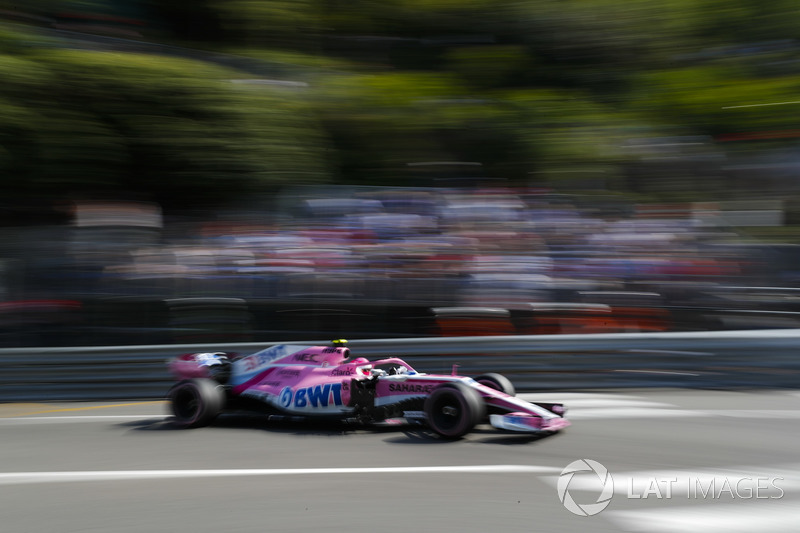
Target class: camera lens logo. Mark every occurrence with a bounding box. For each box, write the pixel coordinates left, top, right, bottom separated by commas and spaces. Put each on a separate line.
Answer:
557, 459, 614, 516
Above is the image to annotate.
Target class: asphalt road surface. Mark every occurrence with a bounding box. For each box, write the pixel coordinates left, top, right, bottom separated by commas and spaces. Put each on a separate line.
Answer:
2, 390, 798, 532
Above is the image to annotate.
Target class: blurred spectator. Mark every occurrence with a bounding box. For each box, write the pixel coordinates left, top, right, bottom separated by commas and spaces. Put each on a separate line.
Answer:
3, 185, 796, 345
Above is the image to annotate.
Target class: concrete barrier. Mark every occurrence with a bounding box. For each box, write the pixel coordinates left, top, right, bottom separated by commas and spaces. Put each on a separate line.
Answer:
1, 329, 799, 401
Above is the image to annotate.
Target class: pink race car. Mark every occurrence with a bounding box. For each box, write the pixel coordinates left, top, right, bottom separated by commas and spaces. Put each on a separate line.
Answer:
167, 340, 570, 439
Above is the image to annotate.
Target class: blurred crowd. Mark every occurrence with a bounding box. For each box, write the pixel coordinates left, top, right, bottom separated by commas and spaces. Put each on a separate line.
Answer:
3, 186, 800, 346
21, 186, 782, 304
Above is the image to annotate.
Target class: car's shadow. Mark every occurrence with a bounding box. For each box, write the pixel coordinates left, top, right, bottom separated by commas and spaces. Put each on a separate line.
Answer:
382, 425, 561, 445
119, 413, 562, 445
119, 413, 360, 436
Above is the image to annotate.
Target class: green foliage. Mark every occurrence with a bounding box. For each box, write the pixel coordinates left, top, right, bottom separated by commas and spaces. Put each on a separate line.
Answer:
191, 0, 325, 50
3, 0, 800, 206
687, 0, 800, 45
445, 46, 529, 89
0, 42, 330, 206
632, 66, 800, 135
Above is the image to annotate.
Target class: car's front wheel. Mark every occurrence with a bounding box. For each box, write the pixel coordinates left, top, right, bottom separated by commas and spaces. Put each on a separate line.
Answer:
424, 383, 486, 439
168, 378, 225, 429
475, 373, 516, 396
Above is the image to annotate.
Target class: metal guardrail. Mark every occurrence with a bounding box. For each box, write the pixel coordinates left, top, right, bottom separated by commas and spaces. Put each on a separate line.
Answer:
1, 329, 799, 401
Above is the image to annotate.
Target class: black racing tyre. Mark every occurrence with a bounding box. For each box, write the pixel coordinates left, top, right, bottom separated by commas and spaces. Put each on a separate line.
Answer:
168, 378, 225, 429
475, 373, 516, 396
424, 382, 486, 439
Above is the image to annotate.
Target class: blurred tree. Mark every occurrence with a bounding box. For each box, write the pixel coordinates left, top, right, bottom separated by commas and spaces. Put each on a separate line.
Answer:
688, 0, 800, 45
0, 35, 331, 209
144, 0, 224, 41
4, 0, 800, 207
631, 66, 800, 137
211, 0, 322, 51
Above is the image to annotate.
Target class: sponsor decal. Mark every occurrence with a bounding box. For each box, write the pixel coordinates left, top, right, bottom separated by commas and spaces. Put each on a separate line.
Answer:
330, 368, 352, 376
387, 383, 435, 394
278, 368, 302, 378
231, 345, 315, 388
279, 387, 294, 408
241, 345, 296, 372
278, 384, 344, 409
292, 352, 320, 363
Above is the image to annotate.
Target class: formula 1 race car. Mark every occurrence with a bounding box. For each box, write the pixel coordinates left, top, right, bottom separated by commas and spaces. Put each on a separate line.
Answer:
166, 340, 569, 439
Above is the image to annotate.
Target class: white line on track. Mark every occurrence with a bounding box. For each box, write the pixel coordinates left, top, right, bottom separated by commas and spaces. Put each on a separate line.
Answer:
531, 399, 675, 409
518, 393, 648, 401
702, 409, 800, 419
566, 408, 800, 420
0, 465, 562, 485
606, 501, 799, 533
566, 408, 699, 419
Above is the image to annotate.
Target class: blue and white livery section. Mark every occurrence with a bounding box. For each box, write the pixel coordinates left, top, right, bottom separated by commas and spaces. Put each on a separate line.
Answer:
278, 383, 345, 411
241, 382, 353, 415
230, 345, 313, 386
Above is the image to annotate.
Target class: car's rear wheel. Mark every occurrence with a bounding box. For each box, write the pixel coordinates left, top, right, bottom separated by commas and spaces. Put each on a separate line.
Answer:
475, 373, 516, 396
168, 378, 225, 428
424, 382, 486, 439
